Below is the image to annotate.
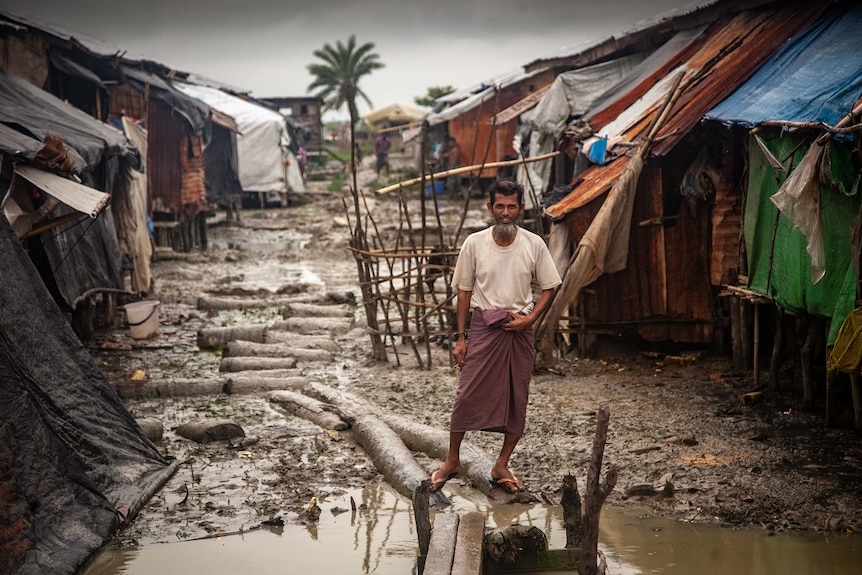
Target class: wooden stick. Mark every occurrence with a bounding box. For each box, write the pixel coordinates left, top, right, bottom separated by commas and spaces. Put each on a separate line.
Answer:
375, 152, 560, 195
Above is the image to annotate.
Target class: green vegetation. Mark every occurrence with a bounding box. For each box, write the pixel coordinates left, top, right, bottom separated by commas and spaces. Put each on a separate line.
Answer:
415, 85, 456, 108
327, 171, 347, 192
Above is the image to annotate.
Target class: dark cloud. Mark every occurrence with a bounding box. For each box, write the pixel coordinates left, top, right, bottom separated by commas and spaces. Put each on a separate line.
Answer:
0, 0, 699, 116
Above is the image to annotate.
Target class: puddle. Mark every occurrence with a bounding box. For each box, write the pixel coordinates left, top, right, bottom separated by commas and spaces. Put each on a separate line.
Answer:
81, 482, 860, 575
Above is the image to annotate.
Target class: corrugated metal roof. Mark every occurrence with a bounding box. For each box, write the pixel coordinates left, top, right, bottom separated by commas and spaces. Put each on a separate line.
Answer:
0, 8, 140, 59
426, 68, 543, 126
15, 164, 109, 219
545, 2, 828, 220
706, 3, 862, 127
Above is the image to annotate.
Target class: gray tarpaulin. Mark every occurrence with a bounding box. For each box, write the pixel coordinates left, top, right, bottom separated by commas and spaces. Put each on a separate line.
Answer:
0, 213, 176, 575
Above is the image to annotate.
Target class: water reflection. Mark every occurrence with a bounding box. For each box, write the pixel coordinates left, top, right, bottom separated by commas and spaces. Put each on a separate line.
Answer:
81, 482, 859, 575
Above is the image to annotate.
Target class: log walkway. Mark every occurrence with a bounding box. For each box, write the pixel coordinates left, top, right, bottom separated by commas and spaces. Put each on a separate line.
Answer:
121, 293, 615, 574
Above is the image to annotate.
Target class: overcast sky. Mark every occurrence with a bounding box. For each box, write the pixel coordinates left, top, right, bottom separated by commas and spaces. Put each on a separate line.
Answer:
0, 0, 701, 120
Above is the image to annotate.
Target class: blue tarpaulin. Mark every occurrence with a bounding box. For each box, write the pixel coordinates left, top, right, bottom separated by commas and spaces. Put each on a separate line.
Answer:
705, 4, 862, 128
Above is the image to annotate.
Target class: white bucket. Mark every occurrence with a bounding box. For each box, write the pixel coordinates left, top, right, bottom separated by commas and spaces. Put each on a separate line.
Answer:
125, 300, 160, 339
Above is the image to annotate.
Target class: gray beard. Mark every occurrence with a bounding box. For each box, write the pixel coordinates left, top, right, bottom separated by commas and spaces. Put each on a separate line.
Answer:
494, 223, 518, 242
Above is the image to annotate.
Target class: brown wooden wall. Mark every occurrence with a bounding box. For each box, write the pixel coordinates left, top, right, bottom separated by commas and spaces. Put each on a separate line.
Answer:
568, 163, 715, 343
107, 83, 146, 123
448, 70, 556, 178
146, 100, 205, 219
0, 33, 48, 87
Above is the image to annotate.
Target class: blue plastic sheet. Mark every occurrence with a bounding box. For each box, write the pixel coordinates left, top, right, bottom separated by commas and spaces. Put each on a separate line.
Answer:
706, 5, 862, 129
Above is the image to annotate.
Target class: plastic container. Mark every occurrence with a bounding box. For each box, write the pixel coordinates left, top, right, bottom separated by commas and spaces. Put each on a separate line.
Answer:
125, 300, 160, 339
425, 181, 445, 196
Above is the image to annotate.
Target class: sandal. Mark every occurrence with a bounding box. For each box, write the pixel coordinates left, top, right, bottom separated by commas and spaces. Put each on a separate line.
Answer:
490, 476, 524, 493
429, 470, 458, 493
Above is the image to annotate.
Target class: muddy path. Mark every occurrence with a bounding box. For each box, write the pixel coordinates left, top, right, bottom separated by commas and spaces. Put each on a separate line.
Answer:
91, 155, 862, 547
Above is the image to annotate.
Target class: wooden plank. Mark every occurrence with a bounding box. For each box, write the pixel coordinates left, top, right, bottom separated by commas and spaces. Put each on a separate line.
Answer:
451, 512, 485, 575
491, 83, 552, 125
424, 513, 459, 575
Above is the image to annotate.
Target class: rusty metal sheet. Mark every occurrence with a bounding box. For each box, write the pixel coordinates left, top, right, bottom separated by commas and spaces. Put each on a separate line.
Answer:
545, 155, 629, 220
546, 2, 829, 221
651, 2, 828, 156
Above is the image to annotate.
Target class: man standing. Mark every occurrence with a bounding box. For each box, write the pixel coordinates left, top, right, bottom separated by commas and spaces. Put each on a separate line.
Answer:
430, 180, 561, 493
374, 132, 391, 178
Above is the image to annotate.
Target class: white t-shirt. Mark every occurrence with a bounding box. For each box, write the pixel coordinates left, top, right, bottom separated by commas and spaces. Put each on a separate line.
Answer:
451, 227, 562, 314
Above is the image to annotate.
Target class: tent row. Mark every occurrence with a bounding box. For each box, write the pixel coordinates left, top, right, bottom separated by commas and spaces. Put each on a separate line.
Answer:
0, 8, 308, 327
414, 0, 862, 423
0, 11, 311, 575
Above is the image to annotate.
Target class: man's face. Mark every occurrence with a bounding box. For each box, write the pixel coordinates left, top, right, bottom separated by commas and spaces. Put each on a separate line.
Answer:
487, 193, 524, 226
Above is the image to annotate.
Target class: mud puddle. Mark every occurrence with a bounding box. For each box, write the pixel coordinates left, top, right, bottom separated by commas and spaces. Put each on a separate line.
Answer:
81, 481, 860, 575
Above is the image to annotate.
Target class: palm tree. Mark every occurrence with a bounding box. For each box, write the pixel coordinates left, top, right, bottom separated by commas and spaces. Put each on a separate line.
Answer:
307, 36, 387, 360
307, 35, 383, 194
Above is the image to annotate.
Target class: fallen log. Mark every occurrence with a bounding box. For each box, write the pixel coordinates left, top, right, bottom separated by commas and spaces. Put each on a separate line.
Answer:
281, 302, 353, 318
114, 377, 228, 399
223, 340, 334, 362
304, 382, 517, 499
272, 316, 354, 335
176, 419, 245, 443
352, 413, 450, 508
224, 375, 308, 395
198, 296, 278, 311
197, 325, 267, 349
219, 356, 298, 373
263, 330, 341, 352
268, 390, 349, 430
381, 413, 502, 498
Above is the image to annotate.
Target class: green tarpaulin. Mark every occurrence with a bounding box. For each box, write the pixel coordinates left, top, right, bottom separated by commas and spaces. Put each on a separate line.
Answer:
745, 131, 860, 345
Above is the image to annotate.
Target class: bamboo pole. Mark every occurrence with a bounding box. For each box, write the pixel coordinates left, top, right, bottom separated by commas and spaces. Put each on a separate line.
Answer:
375, 152, 560, 195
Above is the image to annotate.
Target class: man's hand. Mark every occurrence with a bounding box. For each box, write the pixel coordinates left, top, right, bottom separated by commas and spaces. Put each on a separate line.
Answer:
502, 313, 533, 332
453, 338, 468, 367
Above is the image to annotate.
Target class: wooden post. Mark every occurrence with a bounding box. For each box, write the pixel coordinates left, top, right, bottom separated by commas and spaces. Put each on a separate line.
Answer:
580, 405, 617, 575
753, 302, 760, 386
561, 474, 582, 548
851, 374, 862, 433
412, 480, 432, 557
731, 296, 743, 370
769, 306, 783, 391
801, 319, 817, 411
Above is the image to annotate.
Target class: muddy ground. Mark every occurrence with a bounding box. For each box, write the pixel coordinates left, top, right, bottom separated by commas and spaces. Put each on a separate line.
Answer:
92, 154, 862, 548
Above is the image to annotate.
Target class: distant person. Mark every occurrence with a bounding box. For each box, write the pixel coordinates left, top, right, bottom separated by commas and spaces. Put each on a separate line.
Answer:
441, 136, 461, 194
374, 132, 391, 178
428, 179, 561, 494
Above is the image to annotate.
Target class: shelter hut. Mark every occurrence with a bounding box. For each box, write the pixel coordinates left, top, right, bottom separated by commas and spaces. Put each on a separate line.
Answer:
424, 68, 556, 200
704, 1, 862, 424
534, 0, 845, 403
363, 102, 426, 130
362, 102, 427, 155
175, 81, 307, 208
260, 95, 325, 165
0, 8, 217, 253
0, 67, 141, 337
0, 199, 176, 575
